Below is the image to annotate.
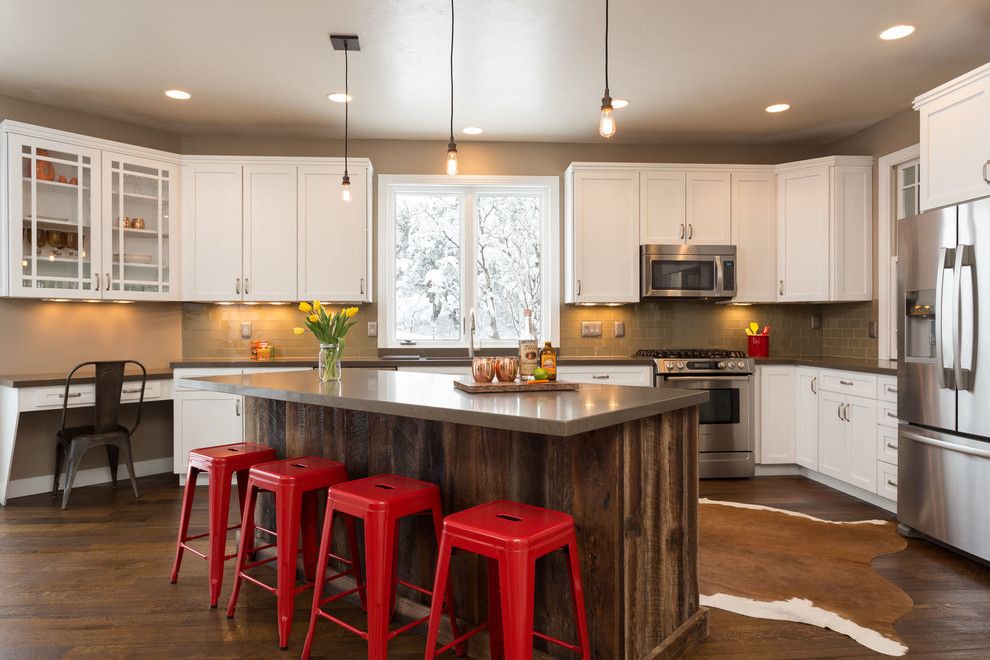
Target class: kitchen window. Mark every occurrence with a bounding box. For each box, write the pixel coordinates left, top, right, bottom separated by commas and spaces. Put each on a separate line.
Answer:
378, 175, 560, 349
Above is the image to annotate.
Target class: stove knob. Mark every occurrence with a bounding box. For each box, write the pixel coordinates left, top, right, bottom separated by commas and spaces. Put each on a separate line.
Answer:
737, 361, 746, 369
717, 361, 726, 369
725, 362, 734, 369
665, 361, 674, 370
676, 362, 685, 369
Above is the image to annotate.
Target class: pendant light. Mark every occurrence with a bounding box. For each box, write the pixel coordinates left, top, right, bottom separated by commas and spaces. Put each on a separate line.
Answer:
445, 0, 459, 175
331, 34, 360, 202
598, 0, 616, 139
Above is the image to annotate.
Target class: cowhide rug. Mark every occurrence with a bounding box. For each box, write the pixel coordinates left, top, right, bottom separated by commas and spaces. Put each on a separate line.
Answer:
699, 498, 913, 656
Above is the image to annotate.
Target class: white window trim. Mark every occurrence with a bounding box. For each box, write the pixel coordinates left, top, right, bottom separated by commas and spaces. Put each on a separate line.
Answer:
877, 143, 920, 361
377, 174, 560, 350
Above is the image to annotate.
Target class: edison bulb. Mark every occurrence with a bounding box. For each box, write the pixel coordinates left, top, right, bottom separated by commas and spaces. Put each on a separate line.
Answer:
340, 176, 351, 204
446, 145, 459, 176
599, 105, 616, 139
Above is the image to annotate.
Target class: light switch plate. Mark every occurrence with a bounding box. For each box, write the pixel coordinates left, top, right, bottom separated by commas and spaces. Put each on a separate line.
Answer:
810, 313, 822, 330
869, 321, 879, 339
240, 322, 252, 339
367, 321, 378, 337
581, 321, 603, 338
614, 321, 625, 338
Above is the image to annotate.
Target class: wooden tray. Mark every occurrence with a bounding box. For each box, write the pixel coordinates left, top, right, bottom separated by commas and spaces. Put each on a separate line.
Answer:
453, 377, 579, 393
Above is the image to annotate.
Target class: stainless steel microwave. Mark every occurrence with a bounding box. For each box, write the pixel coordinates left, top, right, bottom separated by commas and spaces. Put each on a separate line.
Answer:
640, 244, 737, 299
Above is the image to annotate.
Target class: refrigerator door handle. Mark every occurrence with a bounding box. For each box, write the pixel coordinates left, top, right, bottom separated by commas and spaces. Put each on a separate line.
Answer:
935, 246, 956, 390
954, 244, 976, 391
901, 429, 990, 459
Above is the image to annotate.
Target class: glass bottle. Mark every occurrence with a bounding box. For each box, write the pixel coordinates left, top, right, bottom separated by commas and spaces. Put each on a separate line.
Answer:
539, 341, 558, 381
518, 309, 539, 380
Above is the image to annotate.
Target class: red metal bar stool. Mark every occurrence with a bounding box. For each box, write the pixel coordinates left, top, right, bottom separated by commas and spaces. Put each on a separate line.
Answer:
169, 442, 277, 607
423, 500, 591, 660
225, 456, 362, 650
301, 474, 464, 660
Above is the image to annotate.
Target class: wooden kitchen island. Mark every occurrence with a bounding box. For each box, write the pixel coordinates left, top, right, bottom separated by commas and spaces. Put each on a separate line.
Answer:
185, 369, 708, 659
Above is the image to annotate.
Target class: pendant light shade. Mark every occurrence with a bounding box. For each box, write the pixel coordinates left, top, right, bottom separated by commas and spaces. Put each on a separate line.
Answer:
598, 0, 616, 139
445, 0, 458, 175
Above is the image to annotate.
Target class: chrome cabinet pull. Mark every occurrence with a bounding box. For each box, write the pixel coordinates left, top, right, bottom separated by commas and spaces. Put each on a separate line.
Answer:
360, 278, 365, 295
778, 280, 784, 296
577, 279, 582, 295
886, 411, 898, 419
105, 272, 110, 290
837, 403, 844, 421
887, 479, 898, 488
122, 388, 141, 394
235, 277, 241, 294
680, 223, 685, 240
886, 385, 897, 393
95, 273, 100, 291
59, 392, 82, 399
811, 376, 818, 394
244, 278, 249, 295
592, 374, 610, 380
886, 442, 898, 450
984, 159, 990, 184
235, 399, 241, 417
839, 379, 854, 386
688, 223, 694, 240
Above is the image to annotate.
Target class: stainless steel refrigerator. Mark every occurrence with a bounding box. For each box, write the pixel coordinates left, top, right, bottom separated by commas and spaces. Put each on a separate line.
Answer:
897, 195, 990, 562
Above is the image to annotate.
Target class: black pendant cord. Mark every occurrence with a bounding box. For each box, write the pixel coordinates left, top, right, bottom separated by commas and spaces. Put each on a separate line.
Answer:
449, 0, 455, 146
604, 0, 609, 93
344, 41, 349, 178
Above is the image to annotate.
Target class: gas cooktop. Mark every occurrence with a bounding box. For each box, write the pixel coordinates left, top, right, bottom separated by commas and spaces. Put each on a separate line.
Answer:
635, 348, 753, 374
635, 349, 747, 360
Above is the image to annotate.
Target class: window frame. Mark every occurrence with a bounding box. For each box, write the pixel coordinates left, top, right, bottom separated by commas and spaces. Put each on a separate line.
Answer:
877, 144, 921, 361
378, 174, 560, 350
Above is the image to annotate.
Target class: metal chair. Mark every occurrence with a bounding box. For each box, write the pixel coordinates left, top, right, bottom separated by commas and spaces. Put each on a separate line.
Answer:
52, 360, 146, 510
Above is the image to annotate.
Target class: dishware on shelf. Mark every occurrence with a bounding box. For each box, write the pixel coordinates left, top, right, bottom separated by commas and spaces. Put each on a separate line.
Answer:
494, 356, 519, 382
69, 176, 78, 185
58, 175, 67, 184
471, 357, 497, 383
46, 230, 67, 256
132, 217, 146, 230
35, 159, 56, 181
120, 253, 154, 264
123, 216, 133, 228
66, 232, 79, 250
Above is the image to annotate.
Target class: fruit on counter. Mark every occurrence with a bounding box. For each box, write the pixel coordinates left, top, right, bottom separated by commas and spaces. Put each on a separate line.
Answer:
532, 367, 549, 381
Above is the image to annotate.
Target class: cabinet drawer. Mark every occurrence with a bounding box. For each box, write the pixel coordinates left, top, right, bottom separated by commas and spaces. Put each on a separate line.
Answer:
877, 461, 898, 501
556, 366, 653, 387
877, 377, 898, 403
877, 426, 898, 466
820, 370, 877, 399
32, 384, 96, 409
120, 380, 162, 402
877, 401, 898, 428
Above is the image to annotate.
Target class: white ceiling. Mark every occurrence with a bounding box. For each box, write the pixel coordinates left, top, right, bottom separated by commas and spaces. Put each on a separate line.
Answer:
1, 0, 990, 145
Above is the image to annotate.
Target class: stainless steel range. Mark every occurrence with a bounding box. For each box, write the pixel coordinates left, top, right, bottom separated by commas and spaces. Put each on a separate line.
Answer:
636, 349, 755, 478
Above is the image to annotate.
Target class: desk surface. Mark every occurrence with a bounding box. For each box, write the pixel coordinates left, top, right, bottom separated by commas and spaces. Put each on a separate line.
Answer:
0, 368, 174, 389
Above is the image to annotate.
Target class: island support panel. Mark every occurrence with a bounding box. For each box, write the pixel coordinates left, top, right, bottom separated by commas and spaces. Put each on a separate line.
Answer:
245, 397, 706, 659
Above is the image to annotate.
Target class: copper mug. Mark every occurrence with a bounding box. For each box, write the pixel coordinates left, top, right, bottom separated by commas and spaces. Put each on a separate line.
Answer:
471, 357, 496, 383
494, 356, 519, 382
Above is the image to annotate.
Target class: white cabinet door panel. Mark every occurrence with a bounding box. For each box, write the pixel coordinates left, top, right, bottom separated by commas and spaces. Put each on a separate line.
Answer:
817, 391, 846, 481
759, 366, 796, 463
795, 367, 819, 469
183, 164, 243, 301
731, 171, 775, 302
686, 171, 731, 244
831, 165, 872, 301
846, 395, 878, 492
243, 165, 297, 301
777, 166, 830, 301
173, 392, 243, 473
640, 170, 686, 244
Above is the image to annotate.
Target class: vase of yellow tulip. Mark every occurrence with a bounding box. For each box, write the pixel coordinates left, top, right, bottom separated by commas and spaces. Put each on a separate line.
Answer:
293, 301, 359, 382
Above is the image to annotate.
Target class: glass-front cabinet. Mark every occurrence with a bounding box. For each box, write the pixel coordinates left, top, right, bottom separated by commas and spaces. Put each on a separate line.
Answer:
102, 153, 177, 299
4, 129, 178, 300
8, 134, 101, 298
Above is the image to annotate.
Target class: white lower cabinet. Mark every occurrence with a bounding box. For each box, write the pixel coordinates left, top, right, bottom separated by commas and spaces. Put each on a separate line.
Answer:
817, 391, 846, 480
759, 366, 796, 463
794, 367, 819, 469
845, 395, 878, 492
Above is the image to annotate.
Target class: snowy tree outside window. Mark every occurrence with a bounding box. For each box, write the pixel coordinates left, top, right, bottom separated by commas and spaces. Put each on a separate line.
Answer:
383, 178, 558, 348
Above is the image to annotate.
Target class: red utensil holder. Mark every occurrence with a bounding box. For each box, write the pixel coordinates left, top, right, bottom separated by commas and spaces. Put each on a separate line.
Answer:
748, 335, 770, 358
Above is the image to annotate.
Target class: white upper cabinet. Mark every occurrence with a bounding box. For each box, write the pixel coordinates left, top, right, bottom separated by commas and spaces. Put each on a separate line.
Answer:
182, 163, 243, 301
640, 170, 686, 244
685, 170, 732, 244
564, 167, 640, 303
243, 165, 297, 301
298, 164, 372, 302
775, 156, 873, 303
731, 170, 775, 302
914, 62, 990, 211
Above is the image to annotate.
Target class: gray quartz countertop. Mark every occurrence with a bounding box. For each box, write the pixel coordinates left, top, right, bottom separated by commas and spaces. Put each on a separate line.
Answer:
755, 356, 897, 376
0, 368, 174, 388
171, 356, 656, 369
183, 369, 706, 436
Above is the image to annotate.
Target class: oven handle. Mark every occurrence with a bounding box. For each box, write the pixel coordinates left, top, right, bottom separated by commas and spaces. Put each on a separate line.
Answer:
663, 375, 751, 382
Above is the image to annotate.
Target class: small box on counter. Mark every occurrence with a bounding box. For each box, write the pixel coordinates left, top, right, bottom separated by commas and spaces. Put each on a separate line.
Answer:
251, 340, 275, 361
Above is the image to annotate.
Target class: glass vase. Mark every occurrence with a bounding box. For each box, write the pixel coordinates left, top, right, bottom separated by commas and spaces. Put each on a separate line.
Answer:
319, 343, 342, 382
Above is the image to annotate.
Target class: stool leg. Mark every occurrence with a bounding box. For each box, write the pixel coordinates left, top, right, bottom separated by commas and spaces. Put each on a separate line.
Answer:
423, 532, 453, 659
564, 538, 591, 660
207, 465, 233, 608
430, 504, 465, 656
344, 515, 367, 612
365, 509, 397, 660
226, 478, 259, 619
52, 442, 64, 499
105, 445, 119, 489
302, 501, 338, 660
488, 558, 504, 660
234, 469, 250, 517
276, 487, 303, 650
300, 489, 319, 582
498, 553, 536, 660
170, 465, 200, 584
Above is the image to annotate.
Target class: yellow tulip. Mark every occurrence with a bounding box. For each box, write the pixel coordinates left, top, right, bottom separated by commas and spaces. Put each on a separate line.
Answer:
308, 314, 319, 323
313, 299, 322, 312
293, 327, 306, 335
345, 307, 358, 318
298, 301, 312, 313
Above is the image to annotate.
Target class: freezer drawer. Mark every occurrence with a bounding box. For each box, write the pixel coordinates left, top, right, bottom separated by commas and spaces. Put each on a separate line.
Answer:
898, 425, 990, 561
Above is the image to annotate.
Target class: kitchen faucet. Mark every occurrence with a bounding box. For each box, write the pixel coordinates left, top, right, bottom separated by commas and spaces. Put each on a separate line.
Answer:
468, 308, 477, 358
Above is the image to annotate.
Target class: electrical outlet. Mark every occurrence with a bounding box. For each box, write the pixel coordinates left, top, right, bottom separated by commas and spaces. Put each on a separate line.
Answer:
581, 321, 602, 338
367, 321, 378, 337
809, 313, 822, 330
869, 321, 879, 339
614, 321, 625, 338
240, 322, 252, 339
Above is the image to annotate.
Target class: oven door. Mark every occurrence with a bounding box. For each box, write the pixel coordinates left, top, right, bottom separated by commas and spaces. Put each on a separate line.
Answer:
641, 254, 733, 298
662, 375, 752, 452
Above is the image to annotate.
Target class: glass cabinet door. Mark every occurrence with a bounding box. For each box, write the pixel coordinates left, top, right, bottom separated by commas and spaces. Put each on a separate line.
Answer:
101, 154, 177, 299
8, 134, 101, 298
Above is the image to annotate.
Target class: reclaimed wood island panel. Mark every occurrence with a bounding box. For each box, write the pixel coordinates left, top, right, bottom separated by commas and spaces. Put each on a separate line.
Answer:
185, 369, 709, 659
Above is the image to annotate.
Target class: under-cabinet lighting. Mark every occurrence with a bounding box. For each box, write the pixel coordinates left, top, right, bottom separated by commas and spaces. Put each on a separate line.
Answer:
84, 299, 101, 303
463, 127, 483, 135
879, 25, 915, 40
164, 89, 192, 100
43, 298, 70, 302
113, 300, 134, 304
765, 103, 790, 113
327, 93, 352, 103
612, 99, 630, 109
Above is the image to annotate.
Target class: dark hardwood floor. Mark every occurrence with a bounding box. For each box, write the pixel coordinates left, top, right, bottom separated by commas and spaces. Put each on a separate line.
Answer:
0, 474, 987, 658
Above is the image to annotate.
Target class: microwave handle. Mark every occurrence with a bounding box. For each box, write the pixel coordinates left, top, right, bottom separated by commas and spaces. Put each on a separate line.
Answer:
715, 255, 725, 294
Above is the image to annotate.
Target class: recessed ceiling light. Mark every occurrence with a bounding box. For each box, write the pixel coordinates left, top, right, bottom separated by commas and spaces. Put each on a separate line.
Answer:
765, 103, 791, 113
462, 126, 483, 135
164, 89, 191, 100
327, 92, 352, 103
879, 25, 915, 40
612, 98, 630, 109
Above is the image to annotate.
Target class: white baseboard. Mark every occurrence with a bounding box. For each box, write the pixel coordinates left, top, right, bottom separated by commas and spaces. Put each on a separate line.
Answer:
798, 467, 897, 513
755, 464, 801, 476
6, 456, 173, 501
